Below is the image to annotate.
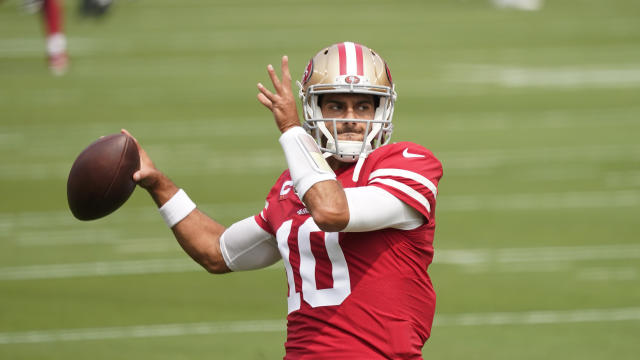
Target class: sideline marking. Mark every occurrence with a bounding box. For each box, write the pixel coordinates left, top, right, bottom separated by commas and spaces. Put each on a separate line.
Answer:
1, 307, 639, 344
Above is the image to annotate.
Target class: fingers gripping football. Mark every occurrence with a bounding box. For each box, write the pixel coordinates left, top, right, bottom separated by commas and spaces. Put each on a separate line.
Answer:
120, 129, 161, 190
257, 56, 301, 133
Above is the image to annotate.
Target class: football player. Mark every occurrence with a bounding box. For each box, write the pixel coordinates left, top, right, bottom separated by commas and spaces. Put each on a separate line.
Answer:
22, 0, 68, 74
127, 42, 443, 359
79, 0, 113, 17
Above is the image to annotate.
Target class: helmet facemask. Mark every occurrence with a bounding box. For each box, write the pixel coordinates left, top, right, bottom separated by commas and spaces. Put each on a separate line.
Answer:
299, 83, 395, 163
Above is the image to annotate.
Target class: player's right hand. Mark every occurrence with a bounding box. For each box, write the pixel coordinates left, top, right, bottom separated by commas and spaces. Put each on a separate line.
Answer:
256, 55, 301, 134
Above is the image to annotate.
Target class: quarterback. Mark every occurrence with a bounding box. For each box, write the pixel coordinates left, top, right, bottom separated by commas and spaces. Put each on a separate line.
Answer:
128, 42, 443, 359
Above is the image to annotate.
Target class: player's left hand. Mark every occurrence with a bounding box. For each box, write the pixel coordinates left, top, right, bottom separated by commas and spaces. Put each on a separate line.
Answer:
257, 56, 301, 133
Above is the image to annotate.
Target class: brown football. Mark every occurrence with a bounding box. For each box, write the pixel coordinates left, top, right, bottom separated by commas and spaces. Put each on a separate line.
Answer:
67, 133, 140, 220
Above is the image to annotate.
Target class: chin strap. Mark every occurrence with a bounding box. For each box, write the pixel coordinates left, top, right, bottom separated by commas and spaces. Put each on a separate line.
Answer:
352, 153, 367, 182
323, 150, 367, 182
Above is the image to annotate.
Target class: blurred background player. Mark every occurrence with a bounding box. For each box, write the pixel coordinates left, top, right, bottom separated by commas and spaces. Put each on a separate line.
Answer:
20, 0, 112, 75
22, 0, 68, 75
43, 0, 67, 75
79, 0, 112, 17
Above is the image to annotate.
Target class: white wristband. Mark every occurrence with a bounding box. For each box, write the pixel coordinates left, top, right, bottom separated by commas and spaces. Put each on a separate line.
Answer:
158, 189, 196, 228
279, 126, 336, 199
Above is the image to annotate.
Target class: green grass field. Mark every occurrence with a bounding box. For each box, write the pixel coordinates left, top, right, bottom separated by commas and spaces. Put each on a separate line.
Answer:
1, 0, 640, 358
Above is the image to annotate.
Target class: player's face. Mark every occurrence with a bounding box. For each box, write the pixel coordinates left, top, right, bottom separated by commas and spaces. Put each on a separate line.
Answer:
320, 94, 376, 142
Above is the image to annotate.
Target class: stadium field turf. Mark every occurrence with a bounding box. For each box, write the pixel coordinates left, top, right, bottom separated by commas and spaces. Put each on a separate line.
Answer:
1, 0, 639, 358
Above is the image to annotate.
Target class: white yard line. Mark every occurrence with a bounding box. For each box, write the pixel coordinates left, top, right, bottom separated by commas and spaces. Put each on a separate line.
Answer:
436, 245, 640, 275
0, 258, 201, 281
447, 64, 640, 88
439, 107, 640, 132
439, 144, 640, 171
1, 307, 639, 344
3, 142, 640, 180
434, 307, 640, 327
0, 38, 98, 58
442, 189, 640, 211
2, 189, 639, 235
14, 229, 125, 246
576, 266, 638, 281
1, 244, 639, 280
0, 202, 258, 231
114, 241, 180, 254
435, 244, 640, 265
0, 320, 286, 345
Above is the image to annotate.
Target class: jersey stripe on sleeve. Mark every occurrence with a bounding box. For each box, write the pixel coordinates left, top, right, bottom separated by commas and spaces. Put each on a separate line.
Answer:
369, 178, 431, 214
369, 168, 438, 199
254, 200, 274, 235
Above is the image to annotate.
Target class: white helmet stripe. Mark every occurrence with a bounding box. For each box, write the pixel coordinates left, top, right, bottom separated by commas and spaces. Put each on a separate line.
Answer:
338, 42, 364, 76
345, 42, 357, 75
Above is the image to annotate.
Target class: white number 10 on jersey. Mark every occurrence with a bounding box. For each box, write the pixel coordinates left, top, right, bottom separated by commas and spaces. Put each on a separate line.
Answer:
276, 218, 351, 314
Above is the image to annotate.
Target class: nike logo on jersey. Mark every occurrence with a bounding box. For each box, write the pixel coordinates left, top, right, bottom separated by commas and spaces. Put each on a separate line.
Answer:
403, 148, 425, 158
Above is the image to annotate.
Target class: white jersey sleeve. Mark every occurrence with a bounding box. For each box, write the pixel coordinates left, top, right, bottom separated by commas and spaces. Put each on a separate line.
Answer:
342, 186, 424, 232
219, 216, 280, 271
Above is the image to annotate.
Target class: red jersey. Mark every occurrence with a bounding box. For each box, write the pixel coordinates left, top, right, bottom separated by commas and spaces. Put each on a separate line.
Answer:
254, 142, 443, 359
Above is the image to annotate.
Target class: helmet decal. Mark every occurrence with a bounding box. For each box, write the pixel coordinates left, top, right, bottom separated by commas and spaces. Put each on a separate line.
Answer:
345, 75, 361, 84
302, 58, 314, 85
